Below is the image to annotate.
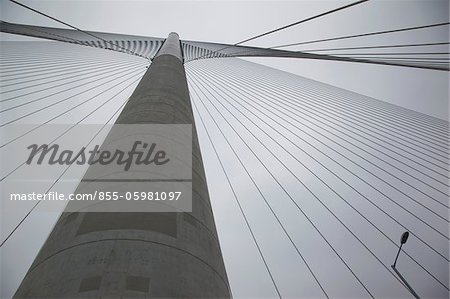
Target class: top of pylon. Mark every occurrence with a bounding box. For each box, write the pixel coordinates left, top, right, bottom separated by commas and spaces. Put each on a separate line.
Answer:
154, 32, 183, 62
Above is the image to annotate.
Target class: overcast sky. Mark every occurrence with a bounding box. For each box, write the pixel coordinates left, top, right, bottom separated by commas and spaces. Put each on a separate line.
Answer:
0, 1, 449, 298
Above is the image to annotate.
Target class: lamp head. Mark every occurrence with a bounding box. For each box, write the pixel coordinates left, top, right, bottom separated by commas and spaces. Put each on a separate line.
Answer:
401, 232, 409, 244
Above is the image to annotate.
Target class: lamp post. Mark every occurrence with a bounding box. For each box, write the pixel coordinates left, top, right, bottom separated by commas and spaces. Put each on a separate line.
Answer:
392, 231, 409, 268
391, 231, 419, 298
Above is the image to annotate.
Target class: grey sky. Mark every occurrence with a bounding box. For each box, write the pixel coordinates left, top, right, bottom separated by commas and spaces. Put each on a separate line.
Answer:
0, 0, 449, 298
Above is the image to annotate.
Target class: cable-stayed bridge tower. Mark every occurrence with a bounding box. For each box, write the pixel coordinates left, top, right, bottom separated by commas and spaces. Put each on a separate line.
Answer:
10, 32, 231, 298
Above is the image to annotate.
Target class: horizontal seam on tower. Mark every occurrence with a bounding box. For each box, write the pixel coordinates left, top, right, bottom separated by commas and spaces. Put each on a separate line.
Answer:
25, 238, 230, 292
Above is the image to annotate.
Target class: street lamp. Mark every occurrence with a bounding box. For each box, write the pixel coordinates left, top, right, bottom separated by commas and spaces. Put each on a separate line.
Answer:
391, 231, 419, 298
392, 231, 409, 268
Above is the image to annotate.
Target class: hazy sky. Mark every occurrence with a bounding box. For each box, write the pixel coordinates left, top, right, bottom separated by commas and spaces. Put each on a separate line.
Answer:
0, 1, 449, 298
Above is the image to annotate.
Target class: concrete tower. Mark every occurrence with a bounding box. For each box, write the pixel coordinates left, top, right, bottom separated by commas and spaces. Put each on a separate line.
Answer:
14, 33, 231, 298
